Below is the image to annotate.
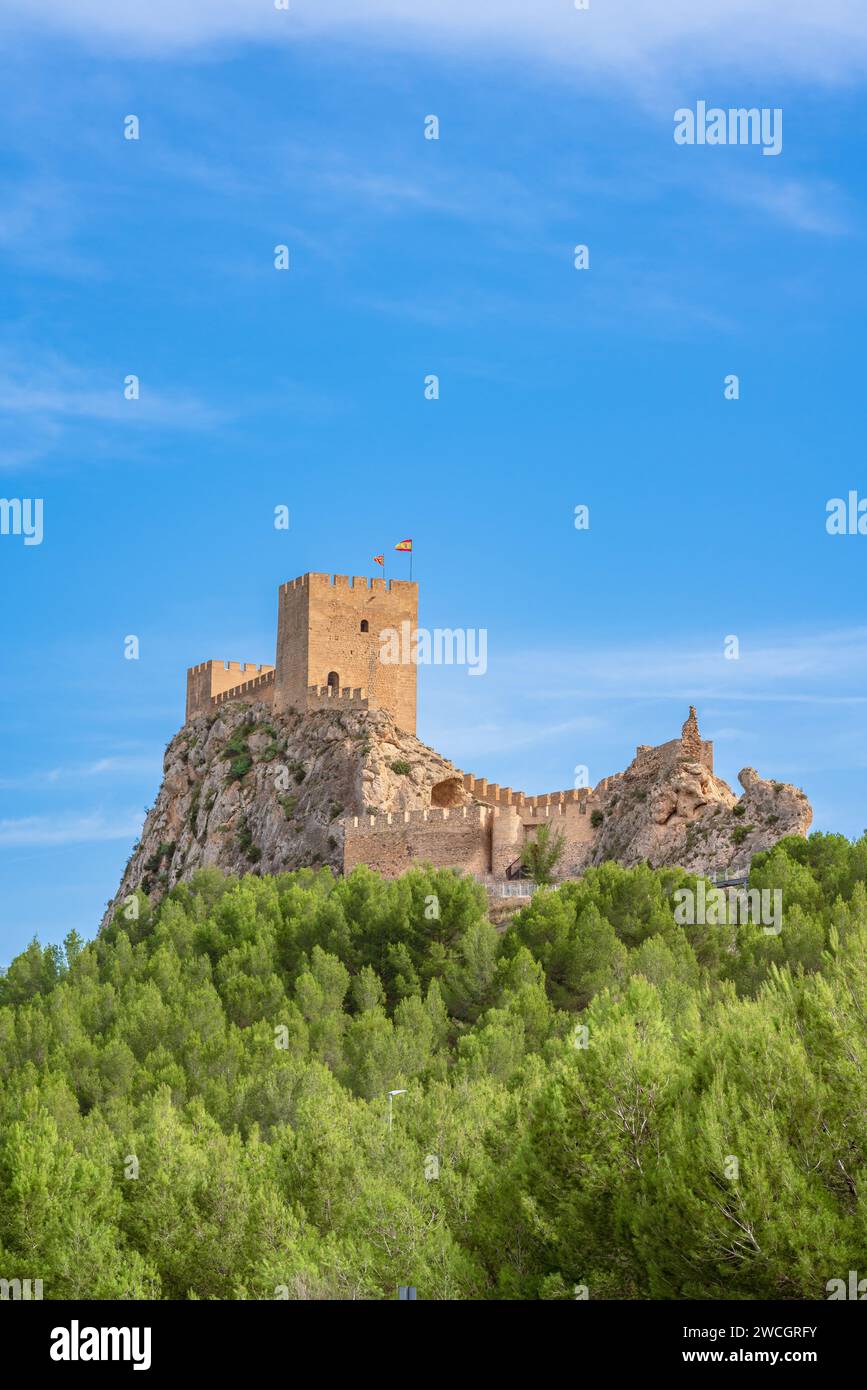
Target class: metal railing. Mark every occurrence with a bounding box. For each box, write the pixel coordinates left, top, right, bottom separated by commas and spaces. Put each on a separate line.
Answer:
709, 866, 751, 888
474, 876, 539, 898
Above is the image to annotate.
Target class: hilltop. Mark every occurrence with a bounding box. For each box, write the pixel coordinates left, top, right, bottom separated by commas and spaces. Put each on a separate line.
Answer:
105, 702, 811, 924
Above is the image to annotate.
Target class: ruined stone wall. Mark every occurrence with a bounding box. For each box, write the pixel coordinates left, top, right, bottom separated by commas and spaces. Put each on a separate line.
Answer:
274, 573, 418, 734
633, 736, 714, 777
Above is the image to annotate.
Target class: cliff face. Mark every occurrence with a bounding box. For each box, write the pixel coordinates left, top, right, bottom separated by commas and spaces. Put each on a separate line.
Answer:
106, 701, 813, 924
587, 728, 812, 875
105, 701, 468, 927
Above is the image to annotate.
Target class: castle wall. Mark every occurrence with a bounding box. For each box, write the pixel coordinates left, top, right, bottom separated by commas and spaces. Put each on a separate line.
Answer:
343, 805, 491, 878
459, 773, 600, 877
186, 660, 276, 721
274, 573, 418, 733
212, 669, 276, 710
518, 801, 598, 875
491, 806, 524, 876
273, 575, 310, 716
306, 685, 369, 712
462, 773, 591, 812
342, 798, 601, 882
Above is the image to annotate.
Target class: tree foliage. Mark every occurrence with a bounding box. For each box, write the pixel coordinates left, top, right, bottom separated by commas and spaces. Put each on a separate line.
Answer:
0, 835, 866, 1298
519, 824, 566, 885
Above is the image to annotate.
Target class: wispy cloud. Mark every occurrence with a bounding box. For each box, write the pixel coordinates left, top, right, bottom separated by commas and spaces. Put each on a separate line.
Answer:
0, 176, 97, 276
0, 354, 226, 429
509, 625, 867, 703
0, 755, 162, 792
0, 810, 144, 849
7, 0, 867, 86
0, 350, 228, 470
717, 174, 852, 236
425, 711, 605, 764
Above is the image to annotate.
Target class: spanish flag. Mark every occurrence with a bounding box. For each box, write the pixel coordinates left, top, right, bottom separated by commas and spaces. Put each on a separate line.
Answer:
394, 539, 412, 552
373, 554, 384, 566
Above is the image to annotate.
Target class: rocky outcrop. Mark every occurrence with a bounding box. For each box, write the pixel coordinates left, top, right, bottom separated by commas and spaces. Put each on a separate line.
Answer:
587, 715, 811, 874
105, 701, 813, 924
104, 700, 468, 925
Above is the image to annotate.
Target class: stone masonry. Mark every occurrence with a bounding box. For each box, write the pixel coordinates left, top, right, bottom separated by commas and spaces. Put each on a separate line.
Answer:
185, 572, 418, 734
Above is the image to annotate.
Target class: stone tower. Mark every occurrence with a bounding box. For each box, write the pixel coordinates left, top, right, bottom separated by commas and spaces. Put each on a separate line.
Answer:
273, 573, 419, 734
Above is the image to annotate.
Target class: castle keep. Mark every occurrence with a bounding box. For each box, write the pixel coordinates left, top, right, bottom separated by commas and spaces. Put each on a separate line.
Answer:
185, 572, 418, 733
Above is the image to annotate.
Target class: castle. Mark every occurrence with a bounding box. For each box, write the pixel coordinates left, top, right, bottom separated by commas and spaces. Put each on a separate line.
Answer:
183, 574, 726, 885
342, 706, 716, 881
186, 572, 418, 734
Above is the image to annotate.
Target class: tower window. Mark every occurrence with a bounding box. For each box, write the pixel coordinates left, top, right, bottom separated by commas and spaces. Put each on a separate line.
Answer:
360, 620, 369, 633
327, 671, 339, 691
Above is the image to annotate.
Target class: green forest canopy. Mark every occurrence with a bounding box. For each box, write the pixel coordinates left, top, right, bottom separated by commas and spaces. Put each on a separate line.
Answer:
1, 831, 866, 1300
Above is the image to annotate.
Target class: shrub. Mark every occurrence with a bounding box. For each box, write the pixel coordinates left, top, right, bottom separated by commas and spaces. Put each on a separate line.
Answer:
236, 815, 260, 862
223, 724, 254, 758
520, 824, 566, 886
227, 753, 253, 783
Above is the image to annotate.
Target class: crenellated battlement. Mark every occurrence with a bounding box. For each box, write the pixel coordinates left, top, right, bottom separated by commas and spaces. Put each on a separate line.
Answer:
211, 668, 276, 709
279, 573, 418, 596
306, 684, 369, 710
186, 659, 276, 721
344, 799, 591, 836
461, 772, 592, 812
346, 804, 493, 834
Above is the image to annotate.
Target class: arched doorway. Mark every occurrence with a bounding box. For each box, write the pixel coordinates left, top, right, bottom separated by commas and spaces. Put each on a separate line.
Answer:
327, 671, 339, 692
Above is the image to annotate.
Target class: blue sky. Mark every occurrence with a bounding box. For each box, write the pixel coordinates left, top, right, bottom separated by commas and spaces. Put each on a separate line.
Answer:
1, 1, 866, 965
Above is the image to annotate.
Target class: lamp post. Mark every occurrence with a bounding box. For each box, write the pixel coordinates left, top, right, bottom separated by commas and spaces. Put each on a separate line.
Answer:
387, 1089, 406, 1132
